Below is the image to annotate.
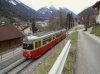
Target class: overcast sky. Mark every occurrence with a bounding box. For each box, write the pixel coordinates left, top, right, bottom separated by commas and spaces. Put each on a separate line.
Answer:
19, 0, 98, 14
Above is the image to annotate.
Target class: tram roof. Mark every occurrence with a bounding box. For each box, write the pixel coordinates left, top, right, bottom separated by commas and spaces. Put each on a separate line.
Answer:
25, 29, 66, 41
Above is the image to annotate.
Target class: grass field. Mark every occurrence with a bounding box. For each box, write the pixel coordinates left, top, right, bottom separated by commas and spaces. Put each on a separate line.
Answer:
62, 32, 78, 74
91, 25, 100, 37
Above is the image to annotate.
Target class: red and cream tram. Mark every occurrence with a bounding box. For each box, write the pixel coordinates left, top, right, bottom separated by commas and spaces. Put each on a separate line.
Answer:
23, 29, 66, 59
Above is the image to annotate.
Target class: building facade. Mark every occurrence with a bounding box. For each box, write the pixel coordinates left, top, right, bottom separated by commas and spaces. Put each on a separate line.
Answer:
0, 24, 24, 52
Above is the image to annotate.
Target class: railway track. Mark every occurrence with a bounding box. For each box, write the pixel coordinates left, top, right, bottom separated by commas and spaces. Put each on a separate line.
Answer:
7, 59, 33, 74
0, 57, 33, 74
0, 37, 67, 74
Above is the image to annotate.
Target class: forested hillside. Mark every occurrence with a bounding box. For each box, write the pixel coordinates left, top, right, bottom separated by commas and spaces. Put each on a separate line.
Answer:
78, 6, 96, 30
0, 0, 76, 24
0, 0, 34, 22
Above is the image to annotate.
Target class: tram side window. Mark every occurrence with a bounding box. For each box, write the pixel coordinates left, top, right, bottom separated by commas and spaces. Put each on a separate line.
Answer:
43, 37, 51, 45
48, 37, 51, 42
56, 34, 58, 38
38, 41, 41, 47
58, 33, 61, 37
59, 33, 61, 36
43, 39, 46, 45
35, 41, 41, 48
53, 35, 55, 40
23, 43, 33, 50
32, 42, 34, 49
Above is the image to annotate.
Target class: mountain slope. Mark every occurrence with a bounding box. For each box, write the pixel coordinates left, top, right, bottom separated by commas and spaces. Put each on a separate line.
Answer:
77, 6, 96, 28
78, 7, 95, 18
0, 0, 29, 20
12, 0, 36, 18
37, 6, 57, 19
0, 0, 76, 22
37, 6, 76, 19
61, 8, 76, 17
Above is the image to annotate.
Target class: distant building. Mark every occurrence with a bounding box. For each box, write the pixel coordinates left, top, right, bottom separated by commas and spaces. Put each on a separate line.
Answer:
0, 24, 24, 52
22, 27, 32, 35
93, 1, 100, 24
35, 20, 48, 31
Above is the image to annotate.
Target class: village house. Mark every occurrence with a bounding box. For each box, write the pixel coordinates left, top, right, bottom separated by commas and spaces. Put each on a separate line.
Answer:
0, 24, 24, 52
35, 20, 49, 31
93, 1, 100, 24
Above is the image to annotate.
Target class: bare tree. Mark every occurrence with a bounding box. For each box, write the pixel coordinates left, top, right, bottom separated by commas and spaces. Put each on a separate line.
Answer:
79, 7, 96, 31
48, 9, 67, 31
65, 12, 75, 31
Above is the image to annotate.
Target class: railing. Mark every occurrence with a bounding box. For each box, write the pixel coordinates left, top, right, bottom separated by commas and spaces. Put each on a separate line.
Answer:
0, 46, 22, 62
48, 40, 71, 74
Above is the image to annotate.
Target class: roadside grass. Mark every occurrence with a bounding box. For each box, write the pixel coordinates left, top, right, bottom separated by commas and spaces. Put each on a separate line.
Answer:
91, 25, 100, 37
62, 32, 78, 74
32, 39, 66, 74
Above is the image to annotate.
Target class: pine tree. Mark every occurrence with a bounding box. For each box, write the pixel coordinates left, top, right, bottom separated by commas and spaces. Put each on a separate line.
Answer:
31, 20, 38, 33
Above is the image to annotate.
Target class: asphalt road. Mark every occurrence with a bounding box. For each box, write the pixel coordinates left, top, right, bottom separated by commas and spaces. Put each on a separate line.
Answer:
76, 30, 100, 74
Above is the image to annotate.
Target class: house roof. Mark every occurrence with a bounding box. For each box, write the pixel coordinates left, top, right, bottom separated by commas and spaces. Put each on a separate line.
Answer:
0, 25, 24, 41
93, 1, 100, 8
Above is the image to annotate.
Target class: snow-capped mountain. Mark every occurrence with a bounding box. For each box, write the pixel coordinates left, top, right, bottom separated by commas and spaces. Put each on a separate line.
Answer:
36, 6, 57, 19
59, 8, 76, 17
0, 0, 76, 21
9, 0, 17, 5
37, 6, 76, 19
9, 0, 36, 18
9, 0, 21, 5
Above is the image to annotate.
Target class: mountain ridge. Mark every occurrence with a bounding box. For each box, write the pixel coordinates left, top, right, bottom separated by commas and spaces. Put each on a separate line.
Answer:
0, 0, 76, 23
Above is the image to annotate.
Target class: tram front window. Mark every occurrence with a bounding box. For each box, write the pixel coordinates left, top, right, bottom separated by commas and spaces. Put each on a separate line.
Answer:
23, 43, 33, 50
